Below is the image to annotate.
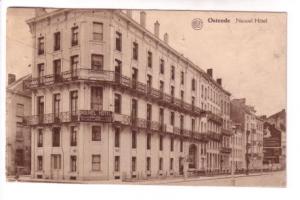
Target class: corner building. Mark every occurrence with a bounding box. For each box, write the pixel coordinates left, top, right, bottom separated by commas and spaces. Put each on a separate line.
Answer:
25, 9, 231, 180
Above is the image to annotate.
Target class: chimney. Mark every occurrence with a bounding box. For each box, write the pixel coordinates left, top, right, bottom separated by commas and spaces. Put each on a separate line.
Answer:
163, 33, 169, 44
8, 74, 16, 85
140, 11, 146, 27
126, 10, 132, 18
35, 8, 47, 17
154, 20, 160, 37
207, 68, 213, 78
217, 78, 222, 86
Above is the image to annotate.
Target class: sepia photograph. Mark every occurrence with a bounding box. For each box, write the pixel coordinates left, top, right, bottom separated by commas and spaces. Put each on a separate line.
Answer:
5, 7, 286, 187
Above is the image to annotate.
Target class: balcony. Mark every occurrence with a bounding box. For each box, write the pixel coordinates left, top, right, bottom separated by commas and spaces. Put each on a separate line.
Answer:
220, 147, 232, 154
24, 69, 206, 119
206, 111, 223, 125
221, 128, 232, 136
25, 110, 113, 126
207, 131, 222, 141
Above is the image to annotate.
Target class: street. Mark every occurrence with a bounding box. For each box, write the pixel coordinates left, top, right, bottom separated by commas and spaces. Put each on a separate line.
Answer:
160, 171, 286, 187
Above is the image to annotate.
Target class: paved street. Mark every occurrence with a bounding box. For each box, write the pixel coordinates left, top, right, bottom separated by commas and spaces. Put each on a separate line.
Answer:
160, 171, 286, 187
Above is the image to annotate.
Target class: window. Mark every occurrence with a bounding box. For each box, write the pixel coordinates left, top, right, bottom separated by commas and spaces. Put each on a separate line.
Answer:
159, 135, 163, 151
192, 119, 195, 132
114, 94, 121, 113
147, 75, 152, 88
92, 126, 101, 141
147, 51, 152, 68
159, 157, 163, 170
38, 129, 43, 147
37, 96, 44, 116
171, 65, 175, 80
146, 104, 152, 121
170, 137, 174, 151
180, 139, 183, 152
52, 128, 60, 147
91, 54, 103, 70
170, 158, 173, 170
51, 154, 61, 169
146, 133, 151, 150
160, 59, 164, 74
132, 130, 137, 149
93, 22, 103, 41
115, 31, 122, 51
180, 90, 184, 101
114, 156, 120, 172
171, 86, 175, 97
192, 96, 195, 107
91, 87, 103, 111
70, 156, 77, 172
146, 157, 151, 171
16, 104, 24, 117
70, 91, 78, 116
53, 94, 60, 118
132, 42, 138, 60
131, 99, 138, 118
37, 36, 44, 55
181, 71, 184, 85
132, 157, 136, 172
37, 156, 43, 171
53, 59, 62, 82
71, 26, 79, 46
115, 127, 120, 148
54, 32, 61, 51
71, 55, 79, 75
159, 81, 164, 92
170, 111, 175, 126
92, 155, 101, 171
192, 78, 196, 91
159, 108, 164, 124
70, 126, 77, 146
37, 63, 45, 80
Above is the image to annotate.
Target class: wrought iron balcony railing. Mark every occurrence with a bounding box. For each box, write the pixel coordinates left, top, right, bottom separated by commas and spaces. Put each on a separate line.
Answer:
207, 131, 222, 141
206, 111, 223, 125
220, 147, 232, 154
24, 69, 206, 118
221, 128, 232, 136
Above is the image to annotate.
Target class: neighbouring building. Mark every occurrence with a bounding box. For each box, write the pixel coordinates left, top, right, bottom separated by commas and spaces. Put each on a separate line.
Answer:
24, 9, 232, 181
6, 74, 32, 176
230, 98, 264, 171
264, 109, 286, 169
229, 122, 244, 171
263, 122, 282, 169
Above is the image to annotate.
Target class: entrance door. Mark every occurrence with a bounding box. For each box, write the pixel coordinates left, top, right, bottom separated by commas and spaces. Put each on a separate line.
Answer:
188, 144, 197, 169
179, 157, 184, 175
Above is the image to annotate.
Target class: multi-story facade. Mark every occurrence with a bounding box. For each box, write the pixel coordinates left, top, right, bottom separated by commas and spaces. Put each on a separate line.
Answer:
24, 9, 231, 181
230, 98, 263, 171
265, 109, 286, 169
6, 74, 32, 176
229, 123, 244, 170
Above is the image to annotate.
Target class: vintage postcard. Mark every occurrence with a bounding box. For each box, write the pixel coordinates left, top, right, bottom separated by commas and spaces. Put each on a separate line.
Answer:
5, 8, 286, 187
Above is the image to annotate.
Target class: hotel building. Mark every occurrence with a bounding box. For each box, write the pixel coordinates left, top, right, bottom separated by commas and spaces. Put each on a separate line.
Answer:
25, 9, 232, 180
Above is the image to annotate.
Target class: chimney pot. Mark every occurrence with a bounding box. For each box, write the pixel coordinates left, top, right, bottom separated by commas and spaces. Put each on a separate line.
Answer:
207, 68, 213, 78
154, 20, 160, 37
217, 78, 222, 86
163, 33, 169, 44
8, 74, 16, 85
140, 11, 146, 27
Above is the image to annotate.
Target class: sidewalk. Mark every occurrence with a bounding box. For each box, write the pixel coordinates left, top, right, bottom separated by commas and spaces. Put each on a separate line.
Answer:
8, 172, 272, 185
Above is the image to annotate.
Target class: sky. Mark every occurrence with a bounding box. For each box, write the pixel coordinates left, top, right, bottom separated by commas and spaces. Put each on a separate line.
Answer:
6, 8, 286, 116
